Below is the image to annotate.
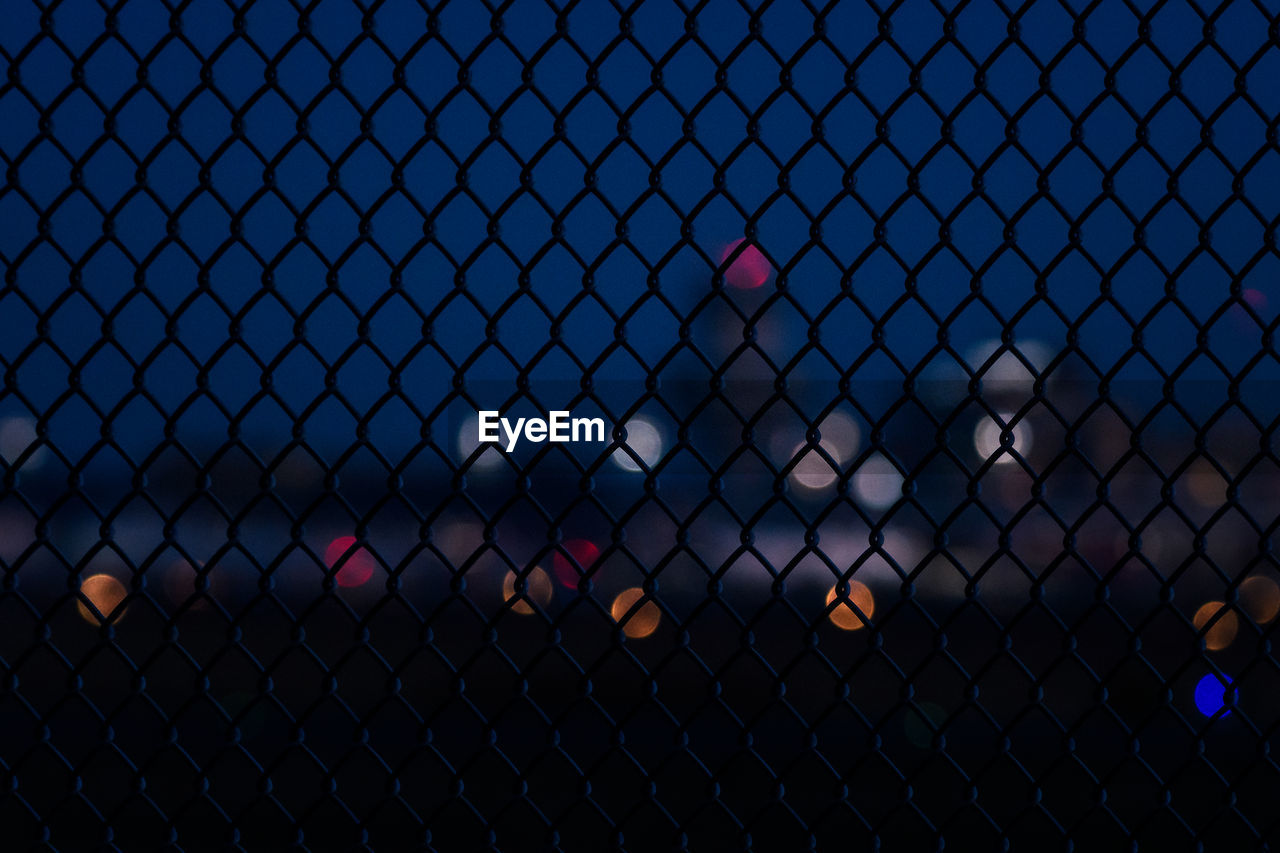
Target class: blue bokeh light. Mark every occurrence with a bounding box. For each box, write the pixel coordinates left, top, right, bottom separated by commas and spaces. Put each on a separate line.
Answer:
1194, 674, 1237, 718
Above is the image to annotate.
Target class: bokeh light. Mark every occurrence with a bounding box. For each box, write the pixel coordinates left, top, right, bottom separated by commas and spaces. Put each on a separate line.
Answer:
502, 567, 554, 614
854, 455, 904, 510
1192, 601, 1238, 651
1185, 460, 1225, 508
610, 587, 661, 638
969, 339, 1050, 390
787, 414, 860, 492
790, 443, 838, 490
457, 414, 504, 472
1193, 673, 1237, 718
819, 412, 860, 457
719, 238, 771, 289
973, 414, 1032, 465
825, 581, 875, 631
324, 536, 376, 588
611, 417, 664, 472
553, 539, 600, 589
78, 574, 127, 625
1240, 576, 1280, 624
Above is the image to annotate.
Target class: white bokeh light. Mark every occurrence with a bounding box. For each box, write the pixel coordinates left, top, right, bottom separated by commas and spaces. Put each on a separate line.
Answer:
854, 455, 903, 509
968, 339, 1050, 389
818, 412, 860, 459
771, 412, 860, 465
612, 417, 663, 472
973, 413, 1033, 465
790, 443, 839, 490
783, 413, 860, 492
457, 414, 504, 472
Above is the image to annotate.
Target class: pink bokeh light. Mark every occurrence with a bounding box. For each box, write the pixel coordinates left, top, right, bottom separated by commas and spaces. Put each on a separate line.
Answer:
719, 239, 771, 289
325, 536, 376, 588
553, 539, 600, 589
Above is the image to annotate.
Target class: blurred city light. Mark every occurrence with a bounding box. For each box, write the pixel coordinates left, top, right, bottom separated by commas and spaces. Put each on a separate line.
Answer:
610, 587, 661, 638
502, 567, 553, 615
553, 539, 600, 589
435, 521, 488, 570
324, 536, 376, 588
1193, 601, 1238, 651
787, 413, 860, 492
854, 455, 904, 510
968, 339, 1050, 390
78, 574, 127, 625
611, 417, 663, 472
1193, 673, 1236, 718
973, 413, 1032, 465
1240, 576, 1280, 624
457, 414, 504, 472
825, 581, 875, 631
1185, 460, 1226, 508
719, 238, 771, 289
819, 412, 860, 456
789, 443, 838, 490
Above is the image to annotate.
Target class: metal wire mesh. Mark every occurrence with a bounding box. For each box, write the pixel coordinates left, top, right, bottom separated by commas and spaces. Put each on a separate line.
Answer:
3, 0, 1280, 849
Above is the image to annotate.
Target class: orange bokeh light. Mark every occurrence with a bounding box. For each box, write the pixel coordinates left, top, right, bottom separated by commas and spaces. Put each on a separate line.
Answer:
826, 581, 875, 631
502, 567, 554, 615
78, 574, 127, 625
719, 239, 771, 289
553, 539, 600, 589
1193, 601, 1238, 651
1241, 576, 1280, 624
610, 587, 660, 638
324, 536, 376, 588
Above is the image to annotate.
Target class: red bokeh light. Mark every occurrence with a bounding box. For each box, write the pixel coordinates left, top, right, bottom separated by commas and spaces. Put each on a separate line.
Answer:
1244, 288, 1267, 309
552, 539, 600, 589
325, 536, 375, 588
719, 239, 771, 289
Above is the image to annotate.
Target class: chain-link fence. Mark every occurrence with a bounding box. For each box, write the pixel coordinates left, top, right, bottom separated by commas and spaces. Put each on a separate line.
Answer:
3, 0, 1280, 849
